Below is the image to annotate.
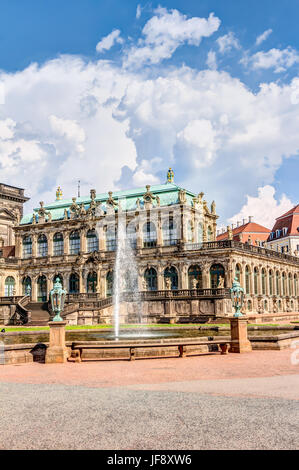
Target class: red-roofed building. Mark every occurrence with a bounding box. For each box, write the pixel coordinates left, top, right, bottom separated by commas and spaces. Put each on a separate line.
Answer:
266, 205, 299, 255
217, 217, 271, 246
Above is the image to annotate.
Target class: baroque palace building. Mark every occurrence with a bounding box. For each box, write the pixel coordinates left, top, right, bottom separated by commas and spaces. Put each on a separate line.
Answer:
0, 170, 299, 325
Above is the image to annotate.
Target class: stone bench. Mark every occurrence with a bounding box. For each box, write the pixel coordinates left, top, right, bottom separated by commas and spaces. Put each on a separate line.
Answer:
68, 339, 232, 362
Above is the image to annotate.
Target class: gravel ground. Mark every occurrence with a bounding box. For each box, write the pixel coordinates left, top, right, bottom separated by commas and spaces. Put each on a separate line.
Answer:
0, 381, 298, 450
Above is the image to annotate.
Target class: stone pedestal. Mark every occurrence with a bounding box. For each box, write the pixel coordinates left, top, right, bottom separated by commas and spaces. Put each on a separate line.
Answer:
45, 321, 69, 364
229, 317, 252, 353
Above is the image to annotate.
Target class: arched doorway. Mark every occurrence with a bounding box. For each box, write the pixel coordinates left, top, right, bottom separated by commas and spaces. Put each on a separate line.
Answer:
106, 271, 113, 297
37, 275, 47, 302
69, 273, 79, 294
164, 266, 178, 290
188, 265, 202, 289
144, 268, 157, 291
5, 276, 15, 296
210, 264, 225, 289
22, 276, 32, 296
87, 272, 97, 293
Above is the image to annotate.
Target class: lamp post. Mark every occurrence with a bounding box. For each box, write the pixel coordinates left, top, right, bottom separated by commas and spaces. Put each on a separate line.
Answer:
229, 277, 252, 353
230, 276, 244, 317
50, 278, 66, 322
45, 278, 69, 363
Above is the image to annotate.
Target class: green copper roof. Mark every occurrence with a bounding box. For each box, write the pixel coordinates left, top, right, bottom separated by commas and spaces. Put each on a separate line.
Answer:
20, 183, 197, 225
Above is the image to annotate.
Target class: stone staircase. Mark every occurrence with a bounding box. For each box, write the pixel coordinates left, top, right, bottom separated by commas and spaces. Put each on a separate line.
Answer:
26, 302, 50, 326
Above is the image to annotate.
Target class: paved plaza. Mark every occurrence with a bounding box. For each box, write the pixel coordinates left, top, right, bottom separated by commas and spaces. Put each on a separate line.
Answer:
0, 349, 299, 450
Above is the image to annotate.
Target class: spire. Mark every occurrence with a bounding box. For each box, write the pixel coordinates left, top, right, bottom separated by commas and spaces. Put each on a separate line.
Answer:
167, 167, 174, 183
56, 186, 62, 201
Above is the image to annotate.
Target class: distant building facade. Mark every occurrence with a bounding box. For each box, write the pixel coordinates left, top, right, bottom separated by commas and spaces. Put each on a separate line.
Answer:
266, 205, 299, 255
217, 218, 271, 247
0, 173, 299, 324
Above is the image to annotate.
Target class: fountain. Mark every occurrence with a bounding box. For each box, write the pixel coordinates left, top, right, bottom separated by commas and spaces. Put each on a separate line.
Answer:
113, 212, 142, 339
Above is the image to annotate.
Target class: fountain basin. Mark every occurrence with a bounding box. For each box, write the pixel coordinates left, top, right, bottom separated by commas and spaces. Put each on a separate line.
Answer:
1, 326, 299, 364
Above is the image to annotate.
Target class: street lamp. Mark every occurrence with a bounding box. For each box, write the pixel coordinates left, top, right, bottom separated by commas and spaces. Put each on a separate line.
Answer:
50, 277, 67, 322
230, 276, 244, 317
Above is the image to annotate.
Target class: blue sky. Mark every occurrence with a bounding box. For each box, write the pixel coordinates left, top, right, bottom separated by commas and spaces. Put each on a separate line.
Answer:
0, 0, 299, 227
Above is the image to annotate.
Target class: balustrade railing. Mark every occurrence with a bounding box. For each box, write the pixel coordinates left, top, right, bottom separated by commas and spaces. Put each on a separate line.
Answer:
184, 240, 299, 264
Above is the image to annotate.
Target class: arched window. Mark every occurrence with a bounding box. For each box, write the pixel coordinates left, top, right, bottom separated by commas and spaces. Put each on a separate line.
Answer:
106, 226, 117, 252
87, 271, 97, 293
143, 222, 157, 248
37, 275, 47, 302
294, 275, 297, 296
254, 268, 259, 295
188, 265, 202, 289
53, 274, 63, 288
282, 272, 286, 296
87, 229, 99, 252
276, 271, 280, 295
22, 276, 31, 296
162, 217, 177, 246
5, 276, 15, 296
235, 264, 241, 283
144, 268, 157, 291
269, 270, 273, 296
126, 222, 137, 249
70, 231, 80, 255
288, 273, 292, 296
37, 234, 48, 257
264, 300, 268, 312
23, 235, 32, 258
198, 223, 203, 244
278, 299, 282, 311
53, 232, 64, 256
210, 264, 225, 289
245, 266, 250, 294
187, 221, 193, 243
69, 273, 79, 294
261, 269, 266, 295
164, 266, 178, 290
207, 226, 213, 241
106, 271, 113, 297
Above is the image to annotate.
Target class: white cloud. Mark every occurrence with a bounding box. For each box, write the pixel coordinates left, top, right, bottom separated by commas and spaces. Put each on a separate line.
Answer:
228, 185, 294, 229
217, 32, 240, 54
242, 47, 299, 73
136, 4, 142, 19
124, 7, 220, 67
96, 29, 123, 53
206, 50, 217, 70
0, 6, 299, 227
255, 28, 273, 46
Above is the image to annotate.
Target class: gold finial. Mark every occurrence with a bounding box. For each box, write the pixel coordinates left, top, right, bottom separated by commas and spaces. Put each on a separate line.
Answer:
167, 167, 174, 183
56, 186, 62, 201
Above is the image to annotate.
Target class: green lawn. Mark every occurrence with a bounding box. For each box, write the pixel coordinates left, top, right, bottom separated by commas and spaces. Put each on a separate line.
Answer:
0, 322, 289, 333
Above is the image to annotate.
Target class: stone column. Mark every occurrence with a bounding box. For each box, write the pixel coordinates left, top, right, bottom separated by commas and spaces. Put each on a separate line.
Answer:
45, 321, 69, 363
229, 317, 252, 353
63, 231, 69, 255
48, 233, 53, 257
157, 266, 164, 290
32, 234, 37, 258
79, 269, 85, 294
202, 263, 210, 288
155, 212, 161, 247
81, 230, 87, 253
32, 277, 37, 301
15, 234, 22, 258
98, 225, 105, 251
